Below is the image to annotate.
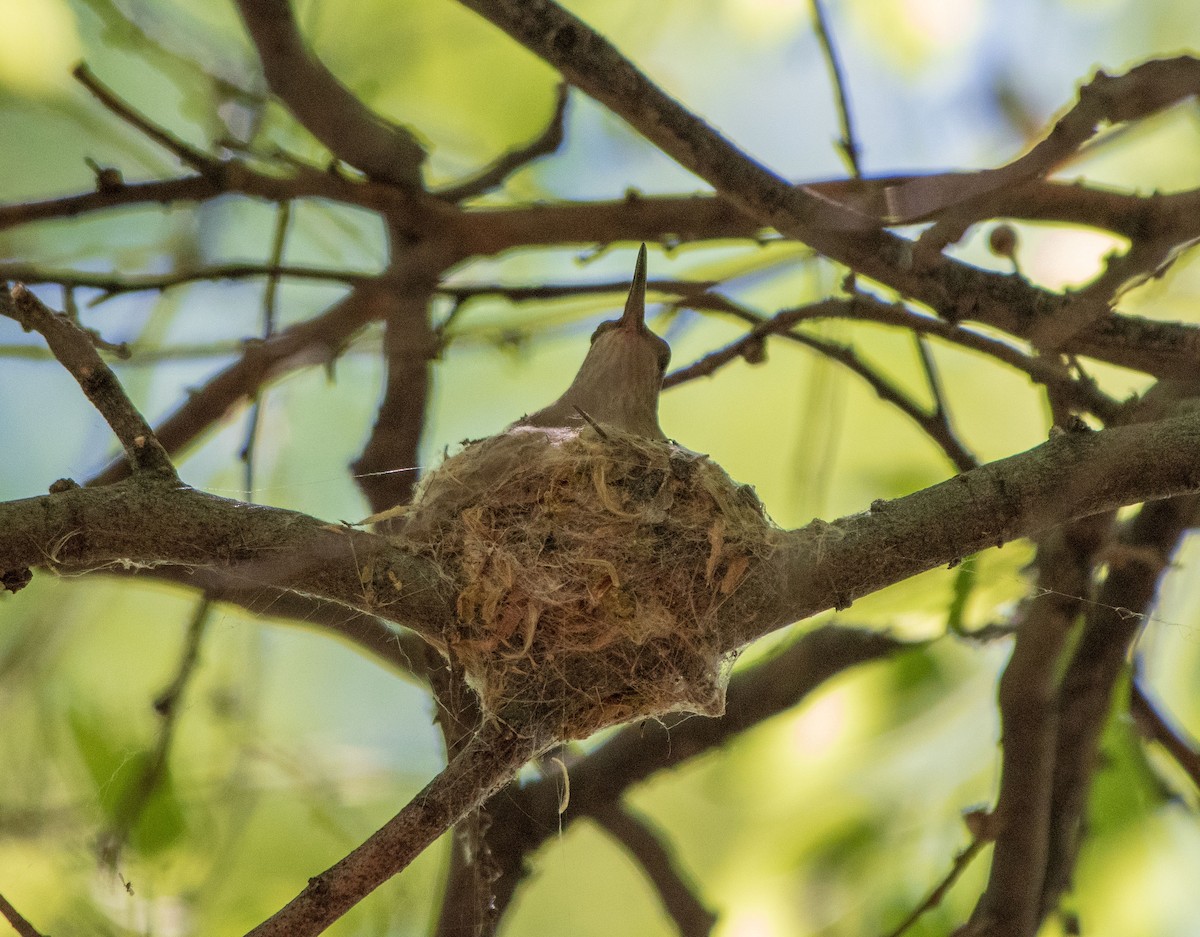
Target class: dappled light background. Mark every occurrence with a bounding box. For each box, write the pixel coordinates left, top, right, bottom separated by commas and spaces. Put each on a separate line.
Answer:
2, 0, 1200, 935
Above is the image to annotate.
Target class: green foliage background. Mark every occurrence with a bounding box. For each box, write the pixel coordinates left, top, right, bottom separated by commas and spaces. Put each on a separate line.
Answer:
2, 0, 1200, 934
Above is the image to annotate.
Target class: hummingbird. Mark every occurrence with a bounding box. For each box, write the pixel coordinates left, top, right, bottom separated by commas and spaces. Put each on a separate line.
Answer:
516, 244, 670, 440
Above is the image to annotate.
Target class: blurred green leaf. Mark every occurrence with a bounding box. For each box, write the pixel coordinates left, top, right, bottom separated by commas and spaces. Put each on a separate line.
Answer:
67, 706, 187, 855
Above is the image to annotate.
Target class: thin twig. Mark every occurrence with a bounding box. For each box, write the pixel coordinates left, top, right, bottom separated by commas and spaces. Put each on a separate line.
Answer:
912, 334, 973, 462
98, 599, 214, 866
593, 804, 717, 937
1130, 680, 1200, 792
667, 292, 1120, 422
787, 331, 978, 472
809, 0, 861, 176
882, 838, 986, 937
665, 295, 978, 471
439, 82, 571, 201
74, 63, 216, 173
241, 201, 293, 500
1, 285, 177, 478
0, 263, 369, 304
0, 892, 47, 937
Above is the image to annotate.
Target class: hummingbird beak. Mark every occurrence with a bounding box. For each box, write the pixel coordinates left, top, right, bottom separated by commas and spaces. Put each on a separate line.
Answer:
617, 243, 649, 334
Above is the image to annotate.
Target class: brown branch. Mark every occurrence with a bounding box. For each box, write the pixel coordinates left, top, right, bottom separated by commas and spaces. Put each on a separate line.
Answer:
669, 293, 1119, 421
123, 566, 431, 679
438, 82, 571, 201
351, 286, 438, 517
1041, 493, 1200, 917
883, 58, 1200, 224
1131, 680, 1200, 791
74, 63, 216, 173
592, 803, 717, 937
667, 295, 978, 470
809, 0, 861, 177
1030, 233, 1189, 351
789, 330, 977, 472
485, 626, 916, 921
451, 6, 1200, 380
0, 892, 47, 937
241, 201, 293, 497
885, 838, 986, 937
244, 719, 546, 937
444, 276, 715, 307
233, 0, 425, 188
0, 263, 371, 302
9, 403, 1200, 668
97, 599, 214, 866
0, 479, 453, 647
87, 281, 392, 487
723, 413, 1200, 651
1, 285, 176, 479
964, 513, 1113, 937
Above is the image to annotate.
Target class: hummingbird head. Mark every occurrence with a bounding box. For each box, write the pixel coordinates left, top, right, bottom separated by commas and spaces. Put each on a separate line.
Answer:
517, 244, 671, 440
588, 242, 671, 373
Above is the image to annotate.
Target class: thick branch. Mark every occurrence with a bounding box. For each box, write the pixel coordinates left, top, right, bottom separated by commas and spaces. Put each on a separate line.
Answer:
1041, 494, 1199, 915
966, 514, 1112, 937
233, 0, 425, 187
723, 414, 1200, 650
9, 415, 1200, 661
438, 82, 570, 202
454, 5, 1200, 379
0, 477, 452, 647
352, 289, 437, 515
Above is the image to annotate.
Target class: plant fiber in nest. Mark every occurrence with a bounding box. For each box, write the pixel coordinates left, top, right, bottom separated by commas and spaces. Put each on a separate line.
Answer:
401, 425, 776, 742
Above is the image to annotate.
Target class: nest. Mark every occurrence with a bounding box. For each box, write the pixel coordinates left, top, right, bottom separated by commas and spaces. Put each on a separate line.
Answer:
400, 425, 776, 742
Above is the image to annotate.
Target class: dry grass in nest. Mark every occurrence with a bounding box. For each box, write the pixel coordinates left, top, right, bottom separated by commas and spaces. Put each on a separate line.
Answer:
401, 425, 776, 741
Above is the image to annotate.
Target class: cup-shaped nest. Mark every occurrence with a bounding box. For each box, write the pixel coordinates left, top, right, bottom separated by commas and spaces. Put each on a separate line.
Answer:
401, 425, 776, 741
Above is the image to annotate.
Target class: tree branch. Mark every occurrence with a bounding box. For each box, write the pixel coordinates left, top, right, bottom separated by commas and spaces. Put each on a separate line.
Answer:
438, 82, 570, 202
1041, 494, 1199, 916
0, 892, 46, 937
1131, 680, 1200, 791
809, 0, 861, 176
592, 803, 717, 937
233, 0, 426, 188
453, 4, 1200, 380
965, 514, 1113, 937
74, 63, 216, 173
351, 286, 437, 517
244, 719, 546, 937
1, 285, 176, 479
0, 477, 452, 645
